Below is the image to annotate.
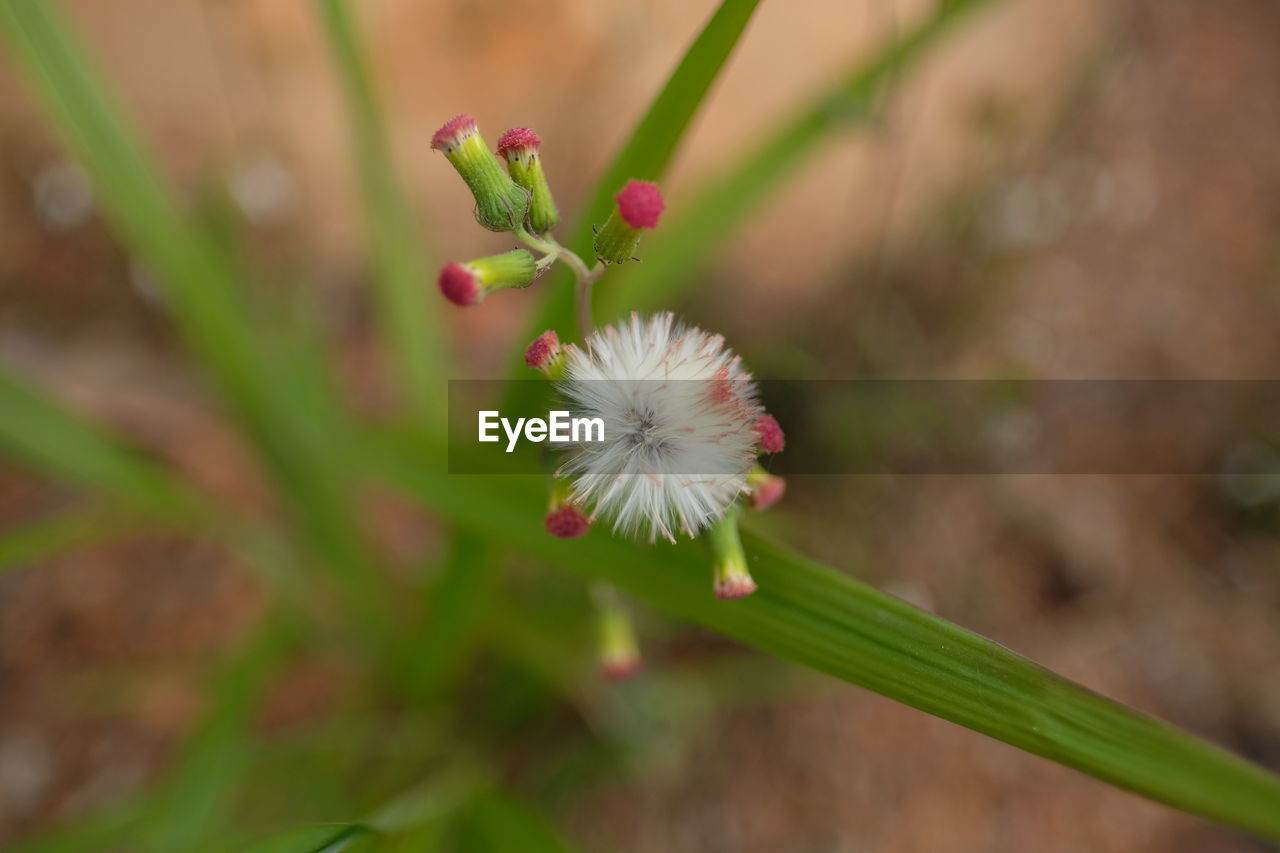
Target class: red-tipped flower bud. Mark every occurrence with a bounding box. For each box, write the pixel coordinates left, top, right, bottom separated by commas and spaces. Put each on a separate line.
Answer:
746, 467, 786, 511
707, 509, 756, 600
545, 504, 591, 539
615, 180, 664, 229
431, 114, 530, 232
436, 249, 538, 307
438, 262, 481, 306
497, 127, 560, 235
756, 414, 786, 454
594, 585, 641, 682
524, 329, 565, 377
593, 179, 665, 264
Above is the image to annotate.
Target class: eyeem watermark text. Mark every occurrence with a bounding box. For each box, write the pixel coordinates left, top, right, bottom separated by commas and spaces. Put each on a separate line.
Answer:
478, 410, 604, 453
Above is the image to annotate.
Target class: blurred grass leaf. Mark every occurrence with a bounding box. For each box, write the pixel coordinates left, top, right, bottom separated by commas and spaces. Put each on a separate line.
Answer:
604, 0, 995, 318
0, 1, 394, 639
517, 0, 762, 352
0, 502, 131, 575
138, 617, 292, 853
374, 441, 1280, 841
314, 0, 446, 425
458, 791, 578, 853
0, 369, 197, 519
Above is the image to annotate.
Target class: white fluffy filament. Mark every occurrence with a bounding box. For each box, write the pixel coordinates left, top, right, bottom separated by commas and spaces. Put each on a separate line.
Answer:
556, 313, 762, 542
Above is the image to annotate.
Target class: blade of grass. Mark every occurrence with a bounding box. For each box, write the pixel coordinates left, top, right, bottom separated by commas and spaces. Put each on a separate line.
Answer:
458, 791, 578, 853
137, 614, 292, 853
604, 0, 995, 318
0, 2, 393, 640
243, 825, 375, 853
0, 368, 198, 520
371, 439, 1280, 840
404, 533, 497, 701
240, 768, 480, 852
0, 502, 133, 575
314, 0, 446, 427
515, 0, 762, 353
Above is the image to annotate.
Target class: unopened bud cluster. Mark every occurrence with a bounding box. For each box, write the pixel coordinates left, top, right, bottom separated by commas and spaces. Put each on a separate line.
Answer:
431, 114, 667, 309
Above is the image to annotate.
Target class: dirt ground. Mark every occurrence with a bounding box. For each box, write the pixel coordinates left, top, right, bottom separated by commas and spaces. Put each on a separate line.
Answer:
2, 0, 1279, 850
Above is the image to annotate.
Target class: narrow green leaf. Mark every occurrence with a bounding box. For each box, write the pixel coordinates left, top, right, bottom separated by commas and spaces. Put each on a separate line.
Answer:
372, 442, 1280, 840
604, 0, 996, 318
0, 368, 196, 520
516, 0, 762, 349
137, 617, 291, 853
314, 0, 446, 425
0, 502, 131, 575
459, 791, 577, 853
405, 533, 497, 700
243, 824, 376, 853
0, 2, 393, 638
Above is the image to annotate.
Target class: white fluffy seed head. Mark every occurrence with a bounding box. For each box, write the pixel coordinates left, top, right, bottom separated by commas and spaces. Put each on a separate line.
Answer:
555, 312, 763, 542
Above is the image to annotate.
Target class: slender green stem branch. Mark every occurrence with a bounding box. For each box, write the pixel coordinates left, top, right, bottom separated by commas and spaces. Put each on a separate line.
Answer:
517, 228, 604, 342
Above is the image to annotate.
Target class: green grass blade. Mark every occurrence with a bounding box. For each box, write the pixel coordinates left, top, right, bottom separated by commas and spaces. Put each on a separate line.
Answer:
372, 444, 1280, 840
0, 368, 196, 519
0, 502, 131, 575
404, 533, 497, 700
0, 2, 393, 637
516, 0, 762, 348
459, 791, 577, 853
603, 0, 995, 318
243, 825, 376, 853
314, 0, 446, 425
137, 617, 291, 853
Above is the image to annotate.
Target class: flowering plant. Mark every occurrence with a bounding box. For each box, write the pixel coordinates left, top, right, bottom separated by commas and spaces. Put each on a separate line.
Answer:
432, 114, 790, 672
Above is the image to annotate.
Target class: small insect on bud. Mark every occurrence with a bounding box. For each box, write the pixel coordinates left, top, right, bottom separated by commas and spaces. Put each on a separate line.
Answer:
545, 483, 591, 539
431, 114, 530, 232
746, 466, 786, 511
497, 127, 559, 234
524, 329, 565, 378
437, 249, 538, 307
756, 413, 786, 454
594, 585, 641, 682
707, 510, 756, 600
593, 179, 665, 264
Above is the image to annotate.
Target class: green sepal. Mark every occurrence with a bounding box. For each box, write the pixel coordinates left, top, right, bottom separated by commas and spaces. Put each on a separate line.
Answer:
444, 133, 530, 232
469, 249, 538, 291
592, 210, 642, 264
505, 151, 559, 234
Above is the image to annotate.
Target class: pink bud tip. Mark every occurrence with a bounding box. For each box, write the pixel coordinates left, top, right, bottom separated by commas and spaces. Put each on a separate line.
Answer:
749, 475, 786, 511
615, 180, 664, 229
431, 114, 478, 151
601, 657, 641, 682
438, 262, 480, 306
524, 330, 560, 369
497, 127, 541, 157
545, 505, 590, 539
714, 576, 758, 600
756, 414, 786, 453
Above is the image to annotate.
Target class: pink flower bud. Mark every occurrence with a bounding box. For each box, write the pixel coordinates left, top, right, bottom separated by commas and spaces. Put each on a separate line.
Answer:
601, 655, 641, 682
747, 472, 786, 511
430, 114, 478, 152
524, 330, 561, 371
756, 414, 786, 454
438, 262, 481, 306
715, 572, 758, 601
545, 504, 591, 539
497, 126, 540, 157
615, 179, 664, 229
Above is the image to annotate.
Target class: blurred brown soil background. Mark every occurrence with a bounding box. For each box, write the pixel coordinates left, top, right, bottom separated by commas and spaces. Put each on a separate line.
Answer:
2, 0, 1280, 850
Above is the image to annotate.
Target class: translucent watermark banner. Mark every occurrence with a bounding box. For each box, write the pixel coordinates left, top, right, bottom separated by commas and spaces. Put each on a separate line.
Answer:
447, 380, 1280, 477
